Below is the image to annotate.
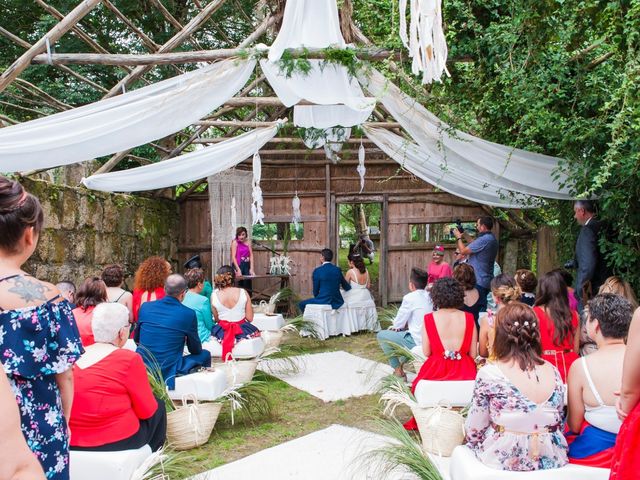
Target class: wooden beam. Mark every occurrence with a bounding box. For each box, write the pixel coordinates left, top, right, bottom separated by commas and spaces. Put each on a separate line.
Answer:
102, 0, 160, 51
104, 0, 228, 98
195, 120, 285, 128
194, 136, 376, 144
32, 46, 403, 66
14, 78, 71, 110
0, 0, 102, 94
256, 148, 382, 155
0, 26, 108, 93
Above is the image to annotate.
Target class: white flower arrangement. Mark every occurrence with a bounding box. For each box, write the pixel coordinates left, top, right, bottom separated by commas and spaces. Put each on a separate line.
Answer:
269, 255, 292, 275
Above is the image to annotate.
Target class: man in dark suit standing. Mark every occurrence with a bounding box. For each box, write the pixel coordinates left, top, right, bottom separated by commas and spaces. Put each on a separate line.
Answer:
572, 200, 611, 309
135, 274, 211, 389
299, 248, 351, 312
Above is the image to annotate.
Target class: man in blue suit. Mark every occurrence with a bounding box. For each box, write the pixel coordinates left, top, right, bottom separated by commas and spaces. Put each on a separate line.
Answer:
299, 248, 351, 312
135, 274, 211, 389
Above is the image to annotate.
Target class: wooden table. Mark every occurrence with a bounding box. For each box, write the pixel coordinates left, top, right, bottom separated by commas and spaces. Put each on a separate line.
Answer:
234, 274, 293, 303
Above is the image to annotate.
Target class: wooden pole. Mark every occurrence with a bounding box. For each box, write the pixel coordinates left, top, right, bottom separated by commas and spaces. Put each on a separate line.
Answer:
0, 0, 103, 94
32, 46, 403, 66
195, 120, 400, 129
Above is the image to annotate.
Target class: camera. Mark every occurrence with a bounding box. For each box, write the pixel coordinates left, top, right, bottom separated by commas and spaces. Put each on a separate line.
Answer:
455, 219, 464, 234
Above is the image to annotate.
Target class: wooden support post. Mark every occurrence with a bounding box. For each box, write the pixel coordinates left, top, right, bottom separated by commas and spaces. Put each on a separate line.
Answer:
381, 193, 389, 306
0, 0, 103, 94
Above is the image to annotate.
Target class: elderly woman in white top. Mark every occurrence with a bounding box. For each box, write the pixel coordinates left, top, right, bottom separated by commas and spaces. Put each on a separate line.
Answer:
566, 293, 633, 466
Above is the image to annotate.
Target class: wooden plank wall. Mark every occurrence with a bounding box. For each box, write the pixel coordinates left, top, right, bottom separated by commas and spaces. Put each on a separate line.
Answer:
178, 194, 212, 279
179, 155, 502, 303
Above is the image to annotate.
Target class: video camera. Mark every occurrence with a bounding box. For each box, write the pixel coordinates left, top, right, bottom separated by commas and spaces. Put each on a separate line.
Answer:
449, 218, 464, 237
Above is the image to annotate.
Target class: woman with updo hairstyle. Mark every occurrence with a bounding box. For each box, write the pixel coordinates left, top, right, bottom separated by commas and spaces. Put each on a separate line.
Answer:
405, 277, 478, 430
343, 253, 374, 305
132, 256, 171, 322
454, 263, 481, 324
515, 269, 537, 306
534, 270, 580, 382
0, 176, 83, 479
72, 276, 108, 347
102, 264, 133, 323
478, 273, 522, 359
598, 276, 638, 310
465, 303, 568, 471
210, 265, 261, 361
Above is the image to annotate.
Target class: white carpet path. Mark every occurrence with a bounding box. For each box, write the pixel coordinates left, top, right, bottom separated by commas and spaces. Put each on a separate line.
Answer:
258, 350, 394, 402
193, 424, 419, 480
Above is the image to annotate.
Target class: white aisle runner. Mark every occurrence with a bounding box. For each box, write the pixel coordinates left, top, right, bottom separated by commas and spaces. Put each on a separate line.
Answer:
259, 351, 393, 402
195, 424, 417, 480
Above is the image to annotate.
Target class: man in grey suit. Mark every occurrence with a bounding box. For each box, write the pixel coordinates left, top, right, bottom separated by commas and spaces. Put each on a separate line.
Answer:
571, 200, 611, 309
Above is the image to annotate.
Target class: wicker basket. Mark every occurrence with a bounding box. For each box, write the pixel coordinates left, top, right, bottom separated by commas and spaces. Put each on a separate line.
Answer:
213, 358, 258, 385
262, 330, 284, 349
166, 396, 222, 451
411, 404, 465, 457
253, 301, 276, 314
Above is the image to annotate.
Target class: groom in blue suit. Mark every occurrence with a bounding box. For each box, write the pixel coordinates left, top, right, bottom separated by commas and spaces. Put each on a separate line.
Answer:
299, 248, 351, 312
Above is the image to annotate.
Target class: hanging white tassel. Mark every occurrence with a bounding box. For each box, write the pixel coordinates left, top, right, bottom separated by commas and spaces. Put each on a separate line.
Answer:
292, 192, 301, 228
231, 196, 237, 239
251, 152, 264, 225
400, 0, 449, 84
357, 141, 366, 193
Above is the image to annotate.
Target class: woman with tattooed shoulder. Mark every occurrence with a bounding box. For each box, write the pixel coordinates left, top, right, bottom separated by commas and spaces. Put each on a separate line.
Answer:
0, 176, 83, 480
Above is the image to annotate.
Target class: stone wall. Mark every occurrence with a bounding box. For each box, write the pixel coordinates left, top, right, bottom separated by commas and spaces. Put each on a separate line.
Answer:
22, 178, 179, 286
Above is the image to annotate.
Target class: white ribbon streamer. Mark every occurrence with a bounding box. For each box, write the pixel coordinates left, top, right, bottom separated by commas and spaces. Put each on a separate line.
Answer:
357, 141, 366, 193
251, 152, 264, 225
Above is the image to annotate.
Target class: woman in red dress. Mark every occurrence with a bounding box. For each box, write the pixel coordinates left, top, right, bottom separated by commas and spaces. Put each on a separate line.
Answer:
533, 271, 579, 382
72, 276, 108, 347
405, 277, 477, 430
132, 256, 170, 322
610, 307, 640, 479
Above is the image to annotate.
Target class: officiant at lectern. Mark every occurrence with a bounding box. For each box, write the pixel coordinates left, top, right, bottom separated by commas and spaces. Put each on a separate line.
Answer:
231, 226, 254, 292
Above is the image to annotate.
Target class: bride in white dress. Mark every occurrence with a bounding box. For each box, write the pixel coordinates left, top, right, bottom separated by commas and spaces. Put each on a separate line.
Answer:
342, 254, 379, 332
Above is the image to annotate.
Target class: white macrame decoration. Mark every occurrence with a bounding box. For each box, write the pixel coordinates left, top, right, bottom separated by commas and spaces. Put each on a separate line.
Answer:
357, 141, 366, 193
251, 152, 264, 225
269, 255, 293, 275
230, 195, 237, 239
292, 193, 301, 228
399, 0, 449, 84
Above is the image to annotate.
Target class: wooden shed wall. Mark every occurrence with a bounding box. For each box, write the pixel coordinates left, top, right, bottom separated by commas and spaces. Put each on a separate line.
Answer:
179, 155, 498, 303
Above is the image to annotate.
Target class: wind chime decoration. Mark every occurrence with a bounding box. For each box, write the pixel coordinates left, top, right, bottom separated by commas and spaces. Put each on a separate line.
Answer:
251, 151, 264, 225
399, 0, 449, 84
230, 195, 237, 239
357, 140, 366, 193
292, 192, 301, 229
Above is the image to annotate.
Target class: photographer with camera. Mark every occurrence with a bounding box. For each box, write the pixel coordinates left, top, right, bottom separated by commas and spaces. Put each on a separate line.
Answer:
453, 216, 498, 312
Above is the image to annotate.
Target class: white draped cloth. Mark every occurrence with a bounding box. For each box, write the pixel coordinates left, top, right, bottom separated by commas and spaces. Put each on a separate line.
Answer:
359, 69, 573, 199
82, 123, 281, 192
364, 125, 541, 208
0, 58, 256, 172
260, 0, 374, 128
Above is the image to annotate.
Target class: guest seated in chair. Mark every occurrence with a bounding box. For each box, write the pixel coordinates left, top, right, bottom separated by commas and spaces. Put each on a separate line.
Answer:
70, 303, 167, 453
299, 248, 351, 313
377, 267, 432, 379
405, 277, 477, 430
515, 269, 537, 307
478, 274, 521, 360
73, 276, 108, 347
135, 274, 211, 389
182, 268, 214, 343
454, 263, 482, 325
210, 265, 260, 361
342, 253, 373, 304
566, 293, 633, 467
184, 254, 213, 300
132, 256, 171, 322
465, 303, 568, 471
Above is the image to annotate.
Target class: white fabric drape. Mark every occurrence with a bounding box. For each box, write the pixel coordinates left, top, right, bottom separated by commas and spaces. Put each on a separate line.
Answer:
364, 125, 539, 208
359, 68, 573, 199
260, 0, 374, 128
0, 59, 256, 172
251, 152, 265, 225
292, 193, 301, 228
399, 0, 449, 84
82, 123, 281, 192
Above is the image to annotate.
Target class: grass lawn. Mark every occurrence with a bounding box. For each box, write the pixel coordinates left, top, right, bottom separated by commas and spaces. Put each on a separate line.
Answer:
338, 247, 379, 283
180, 320, 410, 477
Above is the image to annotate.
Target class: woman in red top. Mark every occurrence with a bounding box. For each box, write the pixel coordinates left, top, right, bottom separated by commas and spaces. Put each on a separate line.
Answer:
533, 271, 579, 382
427, 245, 453, 286
406, 277, 478, 430
132, 256, 170, 322
72, 277, 108, 347
70, 302, 166, 452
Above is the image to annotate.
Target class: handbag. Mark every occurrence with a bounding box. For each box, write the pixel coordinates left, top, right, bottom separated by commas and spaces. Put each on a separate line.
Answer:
411, 403, 465, 456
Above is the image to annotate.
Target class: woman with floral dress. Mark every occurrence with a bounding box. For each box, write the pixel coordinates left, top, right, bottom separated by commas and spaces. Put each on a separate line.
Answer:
465, 302, 568, 471
0, 176, 83, 479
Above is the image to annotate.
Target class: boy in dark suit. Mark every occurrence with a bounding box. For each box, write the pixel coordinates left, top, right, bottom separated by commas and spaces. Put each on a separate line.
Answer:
299, 248, 351, 312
